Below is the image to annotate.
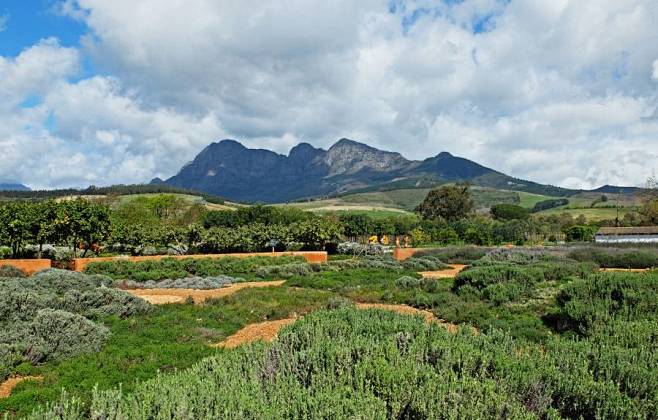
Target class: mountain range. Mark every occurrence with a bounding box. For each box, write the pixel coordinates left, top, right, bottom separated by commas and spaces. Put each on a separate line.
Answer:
155, 138, 628, 203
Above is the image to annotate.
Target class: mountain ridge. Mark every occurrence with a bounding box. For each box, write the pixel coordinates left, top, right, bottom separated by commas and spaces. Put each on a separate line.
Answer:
157, 138, 638, 203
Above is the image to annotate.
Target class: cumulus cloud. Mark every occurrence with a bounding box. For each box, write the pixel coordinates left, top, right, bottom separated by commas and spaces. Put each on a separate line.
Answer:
2, 0, 658, 189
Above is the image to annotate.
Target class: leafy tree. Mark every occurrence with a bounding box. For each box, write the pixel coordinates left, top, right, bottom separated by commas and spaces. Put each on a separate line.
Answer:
63, 200, 111, 256
416, 184, 473, 222
564, 225, 598, 242
490, 204, 530, 221
26, 201, 59, 258
0, 202, 31, 258
639, 176, 658, 225
339, 214, 373, 241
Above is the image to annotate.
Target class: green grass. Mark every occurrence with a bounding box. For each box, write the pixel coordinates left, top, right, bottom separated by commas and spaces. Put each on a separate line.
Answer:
315, 209, 416, 219
537, 206, 636, 221
516, 191, 556, 208
0, 287, 333, 418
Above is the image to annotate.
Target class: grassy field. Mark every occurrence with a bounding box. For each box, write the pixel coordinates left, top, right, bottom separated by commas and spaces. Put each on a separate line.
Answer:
537, 206, 636, 220
286, 186, 526, 215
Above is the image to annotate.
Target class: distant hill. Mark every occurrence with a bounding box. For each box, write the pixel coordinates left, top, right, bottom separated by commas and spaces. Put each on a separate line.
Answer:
0, 184, 226, 204
159, 138, 576, 202
0, 182, 30, 191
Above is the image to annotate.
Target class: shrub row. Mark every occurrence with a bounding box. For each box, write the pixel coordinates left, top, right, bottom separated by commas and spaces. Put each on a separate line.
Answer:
115, 275, 241, 290
84, 255, 306, 281
414, 246, 492, 264
568, 247, 658, 269
28, 308, 657, 419
454, 260, 598, 305
255, 255, 447, 279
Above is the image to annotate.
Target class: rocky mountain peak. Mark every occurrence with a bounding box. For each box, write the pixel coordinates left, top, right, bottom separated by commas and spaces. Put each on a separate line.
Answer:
323, 138, 408, 176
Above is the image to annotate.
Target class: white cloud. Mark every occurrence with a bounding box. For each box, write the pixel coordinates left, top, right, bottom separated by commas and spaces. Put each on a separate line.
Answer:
2, 0, 658, 189
0, 14, 8, 32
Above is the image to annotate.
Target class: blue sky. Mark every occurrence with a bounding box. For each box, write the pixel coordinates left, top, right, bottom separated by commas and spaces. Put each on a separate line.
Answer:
1, 1, 657, 190
0, 1, 86, 56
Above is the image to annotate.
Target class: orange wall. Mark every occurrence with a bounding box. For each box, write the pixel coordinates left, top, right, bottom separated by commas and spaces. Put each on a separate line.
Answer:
73, 251, 328, 272
393, 248, 423, 261
0, 259, 52, 275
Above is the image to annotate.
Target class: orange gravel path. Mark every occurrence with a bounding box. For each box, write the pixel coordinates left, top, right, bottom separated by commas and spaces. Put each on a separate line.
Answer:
600, 268, 653, 273
0, 376, 43, 399
126, 280, 286, 304
212, 318, 297, 349
419, 264, 467, 279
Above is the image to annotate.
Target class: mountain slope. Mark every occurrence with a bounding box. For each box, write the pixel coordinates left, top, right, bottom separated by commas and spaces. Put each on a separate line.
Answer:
159, 138, 573, 202
0, 182, 30, 191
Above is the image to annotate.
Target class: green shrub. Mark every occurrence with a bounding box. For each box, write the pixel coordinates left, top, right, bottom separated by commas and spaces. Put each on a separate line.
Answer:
23, 309, 110, 363
255, 263, 313, 279
395, 275, 422, 288
569, 247, 658, 269
0, 264, 27, 278
401, 255, 448, 271
59, 288, 151, 319
116, 275, 239, 290
414, 247, 491, 264
326, 296, 354, 310
454, 260, 597, 304
555, 272, 658, 334
0, 309, 110, 379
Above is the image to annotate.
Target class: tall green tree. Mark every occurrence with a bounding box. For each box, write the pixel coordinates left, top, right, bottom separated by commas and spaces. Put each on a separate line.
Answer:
0, 202, 31, 258
639, 176, 658, 225
416, 183, 474, 222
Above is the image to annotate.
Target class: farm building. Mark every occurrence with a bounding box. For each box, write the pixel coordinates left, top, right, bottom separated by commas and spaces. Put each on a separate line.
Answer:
595, 226, 658, 244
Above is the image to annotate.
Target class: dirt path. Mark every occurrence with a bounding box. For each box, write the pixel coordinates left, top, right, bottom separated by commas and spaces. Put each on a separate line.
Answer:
212, 318, 298, 349
419, 264, 467, 279
0, 376, 43, 399
214, 303, 466, 349
600, 268, 653, 273
126, 280, 286, 304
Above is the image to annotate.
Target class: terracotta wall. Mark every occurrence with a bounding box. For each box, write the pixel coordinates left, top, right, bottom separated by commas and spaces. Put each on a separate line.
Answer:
392, 248, 423, 261
0, 259, 52, 275
73, 251, 328, 272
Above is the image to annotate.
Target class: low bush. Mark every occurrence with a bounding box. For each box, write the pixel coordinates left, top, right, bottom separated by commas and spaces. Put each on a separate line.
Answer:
475, 248, 563, 265
454, 260, 598, 305
414, 246, 492, 264
0, 309, 110, 380
326, 296, 355, 310
568, 247, 658, 269
59, 288, 152, 319
555, 271, 658, 334
395, 275, 422, 288
336, 242, 386, 256
255, 263, 313, 279
0, 270, 150, 382
116, 275, 240, 290
401, 255, 449, 271
0, 264, 27, 278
